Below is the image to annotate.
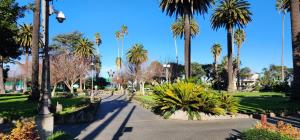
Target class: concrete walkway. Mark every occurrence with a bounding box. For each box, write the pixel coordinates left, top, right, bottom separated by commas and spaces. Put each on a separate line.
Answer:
56, 95, 257, 140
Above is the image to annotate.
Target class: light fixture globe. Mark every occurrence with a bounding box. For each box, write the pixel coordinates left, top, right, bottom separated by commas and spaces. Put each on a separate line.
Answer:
56, 11, 66, 23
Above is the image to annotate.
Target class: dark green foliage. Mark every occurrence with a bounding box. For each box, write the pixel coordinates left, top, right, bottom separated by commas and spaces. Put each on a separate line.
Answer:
241, 128, 294, 140
191, 62, 205, 80
49, 31, 83, 55
259, 65, 292, 93
0, 0, 24, 60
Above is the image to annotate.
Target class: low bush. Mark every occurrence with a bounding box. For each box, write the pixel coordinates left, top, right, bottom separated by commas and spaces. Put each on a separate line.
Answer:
241, 128, 294, 140
0, 120, 39, 140
151, 82, 239, 119
255, 121, 300, 139
47, 131, 73, 140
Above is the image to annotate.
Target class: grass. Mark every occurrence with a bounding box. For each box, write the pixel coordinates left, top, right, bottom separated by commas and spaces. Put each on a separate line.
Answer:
0, 94, 90, 120
0, 95, 38, 120
52, 96, 90, 115
234, 92, 300, 114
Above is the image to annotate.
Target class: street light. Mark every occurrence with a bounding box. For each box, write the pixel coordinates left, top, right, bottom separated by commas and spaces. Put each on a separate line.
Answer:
91, 62, 95, 101
107, 69, 115, 88
39, 0, 66, 115
163, 64, 171, 83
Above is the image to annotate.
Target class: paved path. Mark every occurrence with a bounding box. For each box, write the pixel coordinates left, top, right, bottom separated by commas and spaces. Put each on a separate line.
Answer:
56, 95, 257, 140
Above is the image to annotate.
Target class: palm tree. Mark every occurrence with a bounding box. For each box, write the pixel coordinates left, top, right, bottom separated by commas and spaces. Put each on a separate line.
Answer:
115, 31, 121, 70
74, 38, 95, 90
120, 25, 128, 58
74, 38, 95, 58
31, 0, 42, 101
290, 0, 300, 100
211, 43, 222, 78
234, 29, 246, 90
211, 0, 252, 92
276, 0, 289, 82
172, 17, 199, 65
17, 24, 33, 93
126, 43, 148, 76
95, 32, 102, 47
171, 17, 200, 39
160, 0, 214, 79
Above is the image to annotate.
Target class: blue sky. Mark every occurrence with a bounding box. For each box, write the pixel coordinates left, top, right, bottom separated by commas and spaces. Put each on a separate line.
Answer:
16, 0, 293, 77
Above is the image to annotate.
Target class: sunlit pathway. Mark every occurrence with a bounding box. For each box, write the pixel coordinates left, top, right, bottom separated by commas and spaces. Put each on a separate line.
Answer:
56, 95, 256, 140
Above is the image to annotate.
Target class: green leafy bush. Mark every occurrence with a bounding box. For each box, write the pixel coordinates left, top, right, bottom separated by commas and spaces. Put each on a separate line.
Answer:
152, 82, 204, 119
47, 131, 73, 140
241, 128, 294, 140
219, 93, 239, 114
151, 82, 239, 119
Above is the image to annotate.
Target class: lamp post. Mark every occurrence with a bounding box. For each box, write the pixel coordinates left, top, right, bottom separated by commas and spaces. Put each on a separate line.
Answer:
37, 0, 65, 139
163, 64, 171, 83
40, 0, 66, 115
91, 62, 95, 101
107, 69, 115, 88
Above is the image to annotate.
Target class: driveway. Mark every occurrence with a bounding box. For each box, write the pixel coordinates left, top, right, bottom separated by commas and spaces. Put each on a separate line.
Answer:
56, 95, 257, 140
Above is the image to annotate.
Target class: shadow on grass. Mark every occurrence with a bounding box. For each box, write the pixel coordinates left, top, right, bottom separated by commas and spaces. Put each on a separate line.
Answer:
236, 95, 300, 114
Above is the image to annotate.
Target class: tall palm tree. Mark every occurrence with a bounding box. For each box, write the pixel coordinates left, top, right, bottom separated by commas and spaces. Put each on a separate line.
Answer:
126, 43, 148, 75
211, 43, 222, 78
17, 24, 33, 93
115, 31, 121, 70
31, 0, 41, 101
160, 0, 214, 79
120, 25, 128, 58
290, 0, 300, 100
234, 29, 246, 90
211, 0, 252, 92
276, 0, 289, 82
94, 32, 102, 79
172, 17, 199, 65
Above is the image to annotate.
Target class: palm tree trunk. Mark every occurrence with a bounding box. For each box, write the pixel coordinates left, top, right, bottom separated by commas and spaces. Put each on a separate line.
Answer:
281, 13, 285, 81
237, 46, 241, 91
227, 26, 235, 92
23, 49, 29, 93
31, 0, 41, 101
184, 12, 191, 79
290, 0, 300, 100
214, 56, 217, 77
0, 57, 5, 94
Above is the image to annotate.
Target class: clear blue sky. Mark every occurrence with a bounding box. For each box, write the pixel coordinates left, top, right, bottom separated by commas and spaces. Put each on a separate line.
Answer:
16, 0, 293, 77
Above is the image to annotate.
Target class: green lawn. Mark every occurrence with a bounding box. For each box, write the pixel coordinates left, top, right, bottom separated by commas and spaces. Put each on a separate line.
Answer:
0, 95, 37, 120
234, 92, 300, 114
0, 95, 90, 120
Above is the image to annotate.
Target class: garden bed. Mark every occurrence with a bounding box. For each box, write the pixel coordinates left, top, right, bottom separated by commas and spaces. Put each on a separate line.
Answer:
0, 95, 93, 124
54, 100, 101, 124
